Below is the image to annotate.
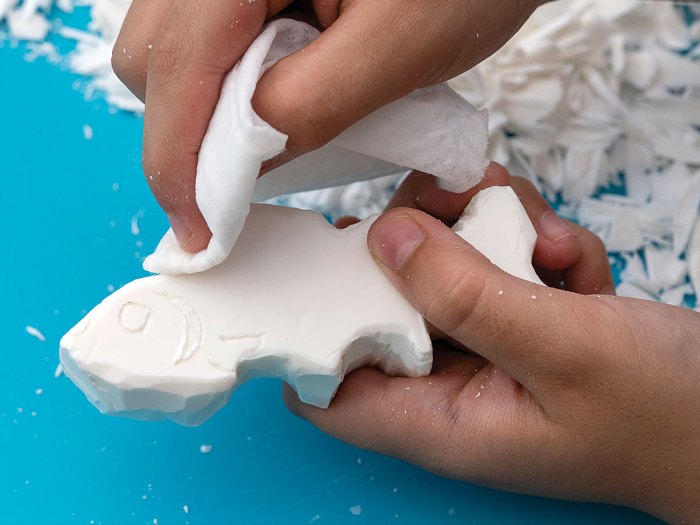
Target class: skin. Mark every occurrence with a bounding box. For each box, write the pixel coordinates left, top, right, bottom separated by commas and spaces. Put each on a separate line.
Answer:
284, 167, 700, 524
113, 3, 700, 521
112, 0, 544, 250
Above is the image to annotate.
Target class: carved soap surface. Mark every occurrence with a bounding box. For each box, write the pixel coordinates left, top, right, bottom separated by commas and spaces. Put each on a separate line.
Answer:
60, 186, 543, 426
60, 204, 432, 425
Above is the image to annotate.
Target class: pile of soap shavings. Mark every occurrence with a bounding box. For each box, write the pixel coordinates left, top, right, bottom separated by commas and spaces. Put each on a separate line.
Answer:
0, 0, 140, 111
3, 0, 700, 306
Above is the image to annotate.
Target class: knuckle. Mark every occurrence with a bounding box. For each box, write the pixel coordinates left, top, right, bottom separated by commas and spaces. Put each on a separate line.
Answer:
147, 30, 189, 81
255, 78, 333, 154
423, 255, 490, 336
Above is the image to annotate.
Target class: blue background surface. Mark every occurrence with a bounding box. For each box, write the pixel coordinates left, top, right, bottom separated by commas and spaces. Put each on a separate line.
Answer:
0, 18, 663, 525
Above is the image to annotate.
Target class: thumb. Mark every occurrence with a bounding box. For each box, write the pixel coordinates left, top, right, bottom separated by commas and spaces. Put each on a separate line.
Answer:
367, 209, 607, 386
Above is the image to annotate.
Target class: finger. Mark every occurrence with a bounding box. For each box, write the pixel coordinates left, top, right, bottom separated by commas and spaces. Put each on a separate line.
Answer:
112, 0, 173, 102
143, 0, 292, 251
334, 216, 361, 229
366, 208, 609, 385
282, 346, 511, 474
251, 0, 471, 161
509, 177, 581, 270
562, 221, 616, 295
384, 163, 512, 224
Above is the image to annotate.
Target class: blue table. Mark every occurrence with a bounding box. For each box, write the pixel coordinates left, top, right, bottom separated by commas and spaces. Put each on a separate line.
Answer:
0, 22, 662, 525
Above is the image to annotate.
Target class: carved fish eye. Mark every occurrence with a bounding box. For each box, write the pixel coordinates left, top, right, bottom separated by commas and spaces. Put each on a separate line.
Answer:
118, 301, 152, 333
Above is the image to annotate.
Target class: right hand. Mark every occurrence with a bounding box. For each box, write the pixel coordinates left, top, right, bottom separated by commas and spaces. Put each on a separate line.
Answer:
286, 168, 700, 524
112, 0, 546, 251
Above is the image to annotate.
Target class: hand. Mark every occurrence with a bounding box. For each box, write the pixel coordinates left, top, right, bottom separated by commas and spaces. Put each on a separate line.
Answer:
112, 0, 545, 251
284, 166, 700, 524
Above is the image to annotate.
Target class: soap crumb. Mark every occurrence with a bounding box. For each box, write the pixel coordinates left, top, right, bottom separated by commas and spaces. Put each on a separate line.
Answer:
131, 210, 144, 236
183, 505, 189, 514
199, 444, 212, 454
82, 124, 93, 141
475, 391, 481, 398
531, 294, 537, 300
498, 290, 504, 296
53, 363, 63, 378
35, 388, 43, 395
349, 505, 362, 516
25, 326, 46, 342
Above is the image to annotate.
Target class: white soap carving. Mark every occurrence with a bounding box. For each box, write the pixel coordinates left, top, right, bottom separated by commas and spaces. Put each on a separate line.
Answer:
60, 187, 542, 425
60, 204, 432, 426
453, 186, 544, 286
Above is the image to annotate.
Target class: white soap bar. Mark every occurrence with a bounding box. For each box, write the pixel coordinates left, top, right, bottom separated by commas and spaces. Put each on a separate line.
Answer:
60, 187, 542, 425
143, 19, 489, 276
453, 186, 545, 286
61, 205, 432, 426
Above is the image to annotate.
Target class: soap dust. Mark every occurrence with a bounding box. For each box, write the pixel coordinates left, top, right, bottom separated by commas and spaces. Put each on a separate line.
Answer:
25, 325, 46, 342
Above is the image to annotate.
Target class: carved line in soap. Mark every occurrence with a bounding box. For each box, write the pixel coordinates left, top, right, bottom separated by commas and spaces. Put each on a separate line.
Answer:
218, 333, 263, 347
117, 301, 153, 333
159, 293, 204, 365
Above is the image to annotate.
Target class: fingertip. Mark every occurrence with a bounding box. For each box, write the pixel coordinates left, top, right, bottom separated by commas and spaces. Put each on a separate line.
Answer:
334, 215, 361, 229
368, 208, 428, 271
167, 213, 211, 253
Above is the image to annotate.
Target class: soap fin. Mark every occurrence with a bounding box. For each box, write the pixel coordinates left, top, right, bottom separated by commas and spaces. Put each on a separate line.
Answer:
452, 186, 544, 285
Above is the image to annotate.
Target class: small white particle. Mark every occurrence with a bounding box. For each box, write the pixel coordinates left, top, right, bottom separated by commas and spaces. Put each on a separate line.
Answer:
148, 44, 153, 50
131, 210, 143, 236
54, 364, 63, 378
531, 294, 537, 300
349, 505, 362, 516
498, 290, 504, 296
25, 326, 46, 342
153, 519, 158, 525
82, 124, 93, 140
475, 392, 481, 398
107, 284, 115, 293
35, 388, 43, 395
199, 444, 212, 454
183, 505, 189, 514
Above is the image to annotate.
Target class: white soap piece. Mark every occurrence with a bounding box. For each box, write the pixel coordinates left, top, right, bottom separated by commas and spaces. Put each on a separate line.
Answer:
144, 19, 488, 276
61, 205, 433, 425
453, 186, 544, 285
688, 216, 700, 301
7, 7, 50, 41
26, 325, 46, 342
0, 0, 19, 21
60, 187, 542, 425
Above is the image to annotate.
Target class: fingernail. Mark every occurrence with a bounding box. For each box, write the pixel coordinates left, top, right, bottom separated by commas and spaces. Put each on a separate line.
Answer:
601, 285, 617, 296
370, 215, 425, 270
168, 214, 193, 248
540, 211, 574, 244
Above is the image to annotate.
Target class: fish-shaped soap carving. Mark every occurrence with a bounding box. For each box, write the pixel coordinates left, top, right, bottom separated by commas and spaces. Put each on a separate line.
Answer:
59, 186, 544, 426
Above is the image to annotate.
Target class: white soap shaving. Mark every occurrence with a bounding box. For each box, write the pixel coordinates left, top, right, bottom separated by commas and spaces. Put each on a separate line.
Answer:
25, 325, 46, 342
448, 0, 700, 306
4, 0, 700, 305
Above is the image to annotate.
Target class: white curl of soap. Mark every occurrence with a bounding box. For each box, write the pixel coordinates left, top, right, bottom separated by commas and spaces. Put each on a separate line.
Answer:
59, 187, 542, 426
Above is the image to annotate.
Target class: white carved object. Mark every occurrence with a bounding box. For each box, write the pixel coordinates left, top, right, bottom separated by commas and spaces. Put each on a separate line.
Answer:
60, 187, 542, 425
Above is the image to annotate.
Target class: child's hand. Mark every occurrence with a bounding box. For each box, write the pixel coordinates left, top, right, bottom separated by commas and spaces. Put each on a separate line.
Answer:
285, 166, 700, 524
111, 0, 545, 251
